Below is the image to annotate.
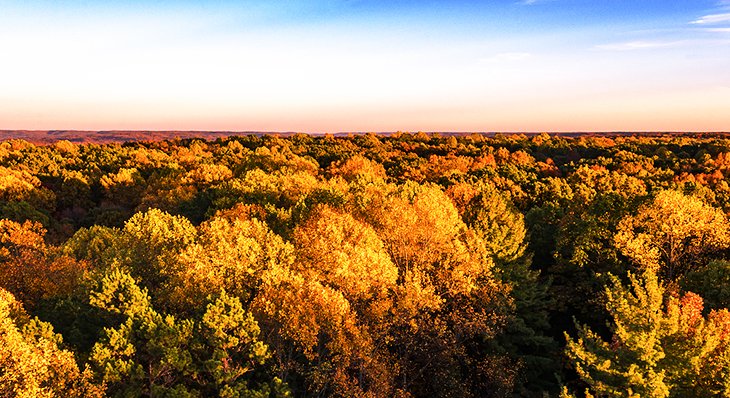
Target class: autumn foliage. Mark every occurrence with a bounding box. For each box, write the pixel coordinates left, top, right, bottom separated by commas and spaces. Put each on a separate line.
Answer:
3, 132, 730, 397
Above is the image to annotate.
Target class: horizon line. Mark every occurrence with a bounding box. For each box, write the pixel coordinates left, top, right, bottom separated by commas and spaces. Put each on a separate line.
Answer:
3, 129, 730, 146
3, 129, 730, 135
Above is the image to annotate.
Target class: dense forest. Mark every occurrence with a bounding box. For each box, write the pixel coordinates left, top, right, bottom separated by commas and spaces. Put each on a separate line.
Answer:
2, 132, 730, 397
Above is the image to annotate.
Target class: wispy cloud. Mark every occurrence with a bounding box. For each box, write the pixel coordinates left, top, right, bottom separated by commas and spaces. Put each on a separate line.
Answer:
518, 0, 553, 5
692, 13, 730, 24
595, 40, 688, 51
703, 27, 730, 33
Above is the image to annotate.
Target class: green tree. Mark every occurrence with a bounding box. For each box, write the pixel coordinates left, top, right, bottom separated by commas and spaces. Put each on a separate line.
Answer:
682, 260, 730, 311
119, 208, 197, 292
460, 183, 559, 396
90, 268, 287, 397
565, 270, 730, 397
0, 288, 104, 397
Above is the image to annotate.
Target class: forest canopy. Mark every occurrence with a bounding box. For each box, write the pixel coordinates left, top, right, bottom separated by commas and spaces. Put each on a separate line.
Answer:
2, 132, 730, 397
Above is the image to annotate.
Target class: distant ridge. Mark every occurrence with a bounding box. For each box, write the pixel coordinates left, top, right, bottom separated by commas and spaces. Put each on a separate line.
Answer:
1, 130, 729, 145
0, 130, 287, 144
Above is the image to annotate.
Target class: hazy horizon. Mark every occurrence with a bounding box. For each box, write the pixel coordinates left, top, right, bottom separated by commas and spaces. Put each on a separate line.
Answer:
1, 0, 729, 132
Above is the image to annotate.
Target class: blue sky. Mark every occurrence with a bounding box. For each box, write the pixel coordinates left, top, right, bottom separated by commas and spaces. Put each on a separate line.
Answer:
0, 0, 729, 132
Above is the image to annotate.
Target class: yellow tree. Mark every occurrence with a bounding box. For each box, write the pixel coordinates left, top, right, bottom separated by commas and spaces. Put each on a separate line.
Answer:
0, 166, 56, 218
0, 288, 104, 397
252, 205, 400, 396
361, 182, 513, 396
100, 167, 146, 208
254, 266, 380, 397
366, 183, 500, 299
327, 155, 387, 183
0, 167, 38, 200
293, 205, 398, 304
614, 190, 730, 279
165, 214, 295, 311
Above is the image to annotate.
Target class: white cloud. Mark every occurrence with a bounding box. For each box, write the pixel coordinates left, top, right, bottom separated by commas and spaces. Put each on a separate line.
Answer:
595, 40, 687, 51
692, 13, 730, 24
704, 27, 730, 33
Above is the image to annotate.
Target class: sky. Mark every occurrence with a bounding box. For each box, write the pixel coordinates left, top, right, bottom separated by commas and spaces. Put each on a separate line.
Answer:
0, 0, 729, 133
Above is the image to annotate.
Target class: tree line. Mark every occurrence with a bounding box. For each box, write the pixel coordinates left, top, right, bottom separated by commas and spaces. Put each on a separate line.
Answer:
2, 132, 730, 397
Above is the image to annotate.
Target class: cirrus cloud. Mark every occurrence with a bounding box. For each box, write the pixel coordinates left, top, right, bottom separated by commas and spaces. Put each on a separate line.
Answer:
692, 13, 730, 24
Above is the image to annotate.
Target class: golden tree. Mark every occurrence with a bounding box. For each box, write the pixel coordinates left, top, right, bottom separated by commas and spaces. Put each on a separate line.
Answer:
614, 190, 730, 279
0, 166, 56, 215
360, 182, 512, 396
166, 214, 295, 311
327, 155, 387, 183
293, 205, 398, 303
252, 205, 400, 397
